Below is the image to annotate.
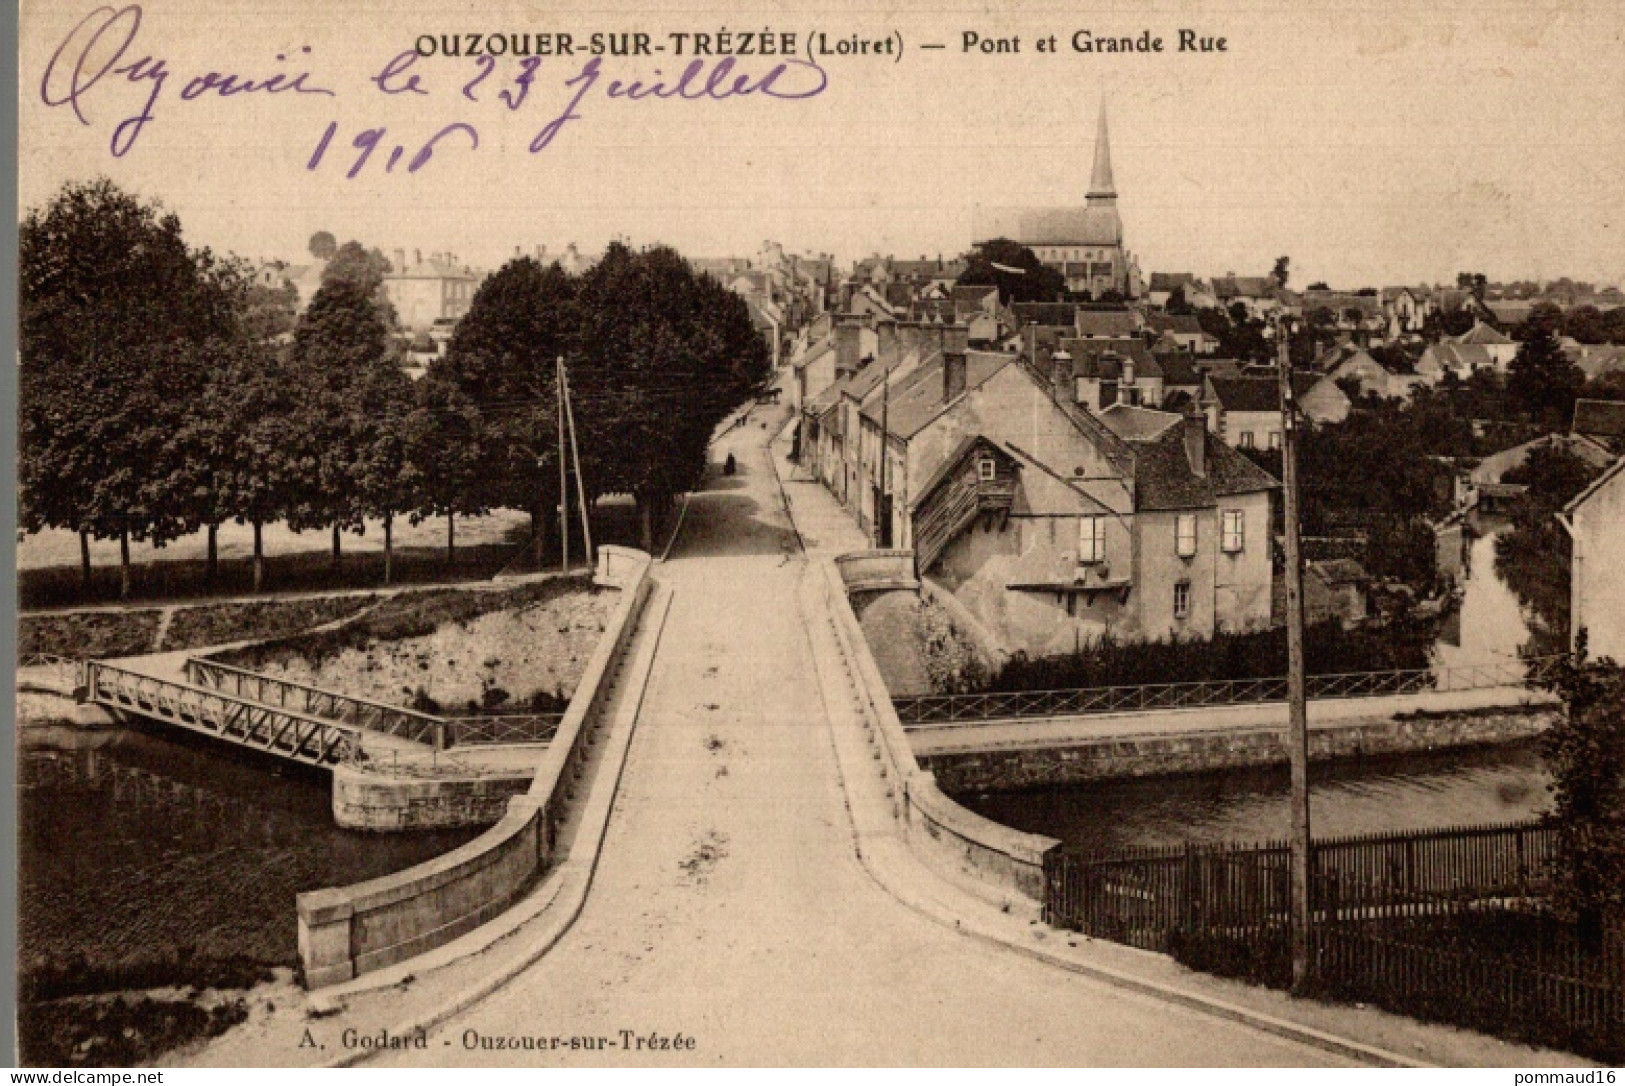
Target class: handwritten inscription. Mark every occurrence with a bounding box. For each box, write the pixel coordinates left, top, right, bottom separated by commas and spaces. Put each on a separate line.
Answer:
39, 4, 830, 168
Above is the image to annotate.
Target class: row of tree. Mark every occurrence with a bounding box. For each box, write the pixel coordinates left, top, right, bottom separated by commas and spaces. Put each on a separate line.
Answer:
20, 179, 770, 599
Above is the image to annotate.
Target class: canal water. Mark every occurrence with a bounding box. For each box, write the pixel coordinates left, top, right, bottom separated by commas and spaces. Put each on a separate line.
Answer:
1433, 518, 1542, 670
18, 718, 480, 983
961, 741, 1553, 853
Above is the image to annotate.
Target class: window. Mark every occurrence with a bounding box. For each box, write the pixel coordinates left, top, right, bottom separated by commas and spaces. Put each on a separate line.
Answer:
1079, 516, 1106, 563
1176, 513, 1198, 558
1174, 581, 1191, 619
1268, 431, 1282, 451
1240, 431, 1255, 449
1222, 509, 1244, 553
977, 458, 997, 482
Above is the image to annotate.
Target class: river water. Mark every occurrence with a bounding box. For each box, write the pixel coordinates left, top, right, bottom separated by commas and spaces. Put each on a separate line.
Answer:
962, 742, 1552, 852
18, 719, 480, 982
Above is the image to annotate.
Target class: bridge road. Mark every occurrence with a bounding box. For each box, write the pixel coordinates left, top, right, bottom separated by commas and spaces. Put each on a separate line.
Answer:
377, 410, 1347, 1067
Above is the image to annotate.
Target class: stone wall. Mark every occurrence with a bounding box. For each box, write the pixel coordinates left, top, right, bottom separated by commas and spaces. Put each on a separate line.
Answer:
921, 708, 1557, 794
296, 546, 653, 989
817, 558, 1058, 907
330, 769, 534, 832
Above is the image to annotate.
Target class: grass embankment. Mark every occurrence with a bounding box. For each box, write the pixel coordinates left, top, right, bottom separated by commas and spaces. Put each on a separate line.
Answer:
18, 951, 278, 1067
216, 576, 607, 716
19, 595, 377, 659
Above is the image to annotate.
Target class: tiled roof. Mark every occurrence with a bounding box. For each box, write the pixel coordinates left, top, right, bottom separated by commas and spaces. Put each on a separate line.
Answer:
1312, 558, 1370, 584
1074, 309, 1142, 337
1100, 404, 1184, 441
1061, 337, 1158, 379
1456, 321, 1513, 346
1213, 276, 1276, 299
1572, 398, 1625, 440
1149, 272, 1196, 292
1145, 312, 1204, 336
867, 350, 1013, 439
1011, 302, 1079, 328
1209, 376, 1281, 413
1132, 426, 1280, 511
1158, 354, 1202, 387
978, 206, 1123, 247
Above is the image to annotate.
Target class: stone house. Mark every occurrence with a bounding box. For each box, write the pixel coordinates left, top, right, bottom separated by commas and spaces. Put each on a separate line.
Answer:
1565, 457, 1625, 660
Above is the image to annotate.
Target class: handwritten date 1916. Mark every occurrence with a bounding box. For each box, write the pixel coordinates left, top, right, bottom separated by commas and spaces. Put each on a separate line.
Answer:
307, 121, 479, 179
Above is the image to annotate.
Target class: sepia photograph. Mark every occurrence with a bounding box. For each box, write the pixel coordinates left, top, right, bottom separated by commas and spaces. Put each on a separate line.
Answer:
11, 0, 1625, 1070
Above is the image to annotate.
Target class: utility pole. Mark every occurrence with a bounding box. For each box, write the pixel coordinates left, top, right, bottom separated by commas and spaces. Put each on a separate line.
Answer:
877, 375, 890, 548
1275, 315, 1313, 991
557, 356, 569, 573
560, 358, 594, 566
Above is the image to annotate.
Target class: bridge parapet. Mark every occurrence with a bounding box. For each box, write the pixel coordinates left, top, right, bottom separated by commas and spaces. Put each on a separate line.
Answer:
297, 548, 655, 989
834, 549, 920, 593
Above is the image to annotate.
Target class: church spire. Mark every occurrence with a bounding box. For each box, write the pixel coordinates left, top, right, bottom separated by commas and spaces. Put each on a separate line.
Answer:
1088, 99, 1116, 203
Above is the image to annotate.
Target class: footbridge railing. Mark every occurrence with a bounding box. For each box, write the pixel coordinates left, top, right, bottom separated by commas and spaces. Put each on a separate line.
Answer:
893, 656, 1566, 727
184, 658, 445, 748
184, 657, 563, 749
85, 660, 360, 768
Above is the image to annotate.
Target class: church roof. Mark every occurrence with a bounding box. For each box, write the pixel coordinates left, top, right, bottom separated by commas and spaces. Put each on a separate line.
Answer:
1089, 101, 1117, 199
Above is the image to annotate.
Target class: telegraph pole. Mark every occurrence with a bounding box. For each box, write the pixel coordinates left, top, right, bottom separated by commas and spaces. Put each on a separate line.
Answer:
557, 356, 569, 573
560, 358, 595, 566
877, 375, 890, 548
1275, 315, 1313, 991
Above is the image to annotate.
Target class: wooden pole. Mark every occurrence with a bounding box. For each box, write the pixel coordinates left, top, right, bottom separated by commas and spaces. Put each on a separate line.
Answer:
878, 375, 890, 548
561, 359, 594, 566
557, 356, 569, 573
1276, 315, 1313, 991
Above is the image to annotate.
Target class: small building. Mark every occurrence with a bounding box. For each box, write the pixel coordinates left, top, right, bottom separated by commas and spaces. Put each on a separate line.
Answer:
1571, 398, 1625, 455
1565, 457, 1625, 660
1306, 559, 1370, 627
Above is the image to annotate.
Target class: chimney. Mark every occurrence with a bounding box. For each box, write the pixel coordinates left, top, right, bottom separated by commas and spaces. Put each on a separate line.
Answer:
1184, 412, 1207, 478
394, 248, 406, 271
943, 350, 967, 403
876, 319, 899, 368
944, 324, 969, 355
834, 316, 864, 377
1051, 349, 1074, 400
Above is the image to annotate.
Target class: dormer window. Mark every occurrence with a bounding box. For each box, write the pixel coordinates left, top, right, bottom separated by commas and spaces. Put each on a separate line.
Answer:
978, 458, 997, 482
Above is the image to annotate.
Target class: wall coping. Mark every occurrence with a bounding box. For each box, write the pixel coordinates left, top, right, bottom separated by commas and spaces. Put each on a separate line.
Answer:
816, 557, 1060, 890
296, 548, 654, 986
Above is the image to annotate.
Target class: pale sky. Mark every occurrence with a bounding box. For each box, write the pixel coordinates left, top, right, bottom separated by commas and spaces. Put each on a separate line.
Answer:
18, 0, 1625, 288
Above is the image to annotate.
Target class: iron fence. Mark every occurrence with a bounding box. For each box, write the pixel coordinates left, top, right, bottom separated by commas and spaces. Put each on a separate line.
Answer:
895, 656, 1565, 726
1042, 820, 1622, 1063
445, 714, 564, 746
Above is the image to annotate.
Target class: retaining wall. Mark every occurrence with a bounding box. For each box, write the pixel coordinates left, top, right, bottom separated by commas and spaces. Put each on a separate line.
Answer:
296, 546, 653, 989
817, 558, 1058, 906
331, 768, 534, 832
919, 708, 1557, 794
835, 549, 920, 593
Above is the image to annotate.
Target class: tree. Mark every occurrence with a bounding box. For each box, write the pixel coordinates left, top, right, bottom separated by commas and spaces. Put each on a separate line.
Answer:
350, 353, 420, 584
405, 372, 488, 570
438, 257, 577, 564
20, 178, 239, 599
1271, 255, 1290, 289
322, 240, 398, 328
1456, 271, 1488, 304
574, 243, 769, 550
308, 231, 338, 260
1496, 442, 1602, 648
284, 277, 394, 572
957, 239, 1066, 304
1535, 640, 1625, 946
1508, 324, 1586, 429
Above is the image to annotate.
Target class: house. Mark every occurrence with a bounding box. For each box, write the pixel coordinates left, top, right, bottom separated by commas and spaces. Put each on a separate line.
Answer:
1564, 456, 1625, 660
1573, 344, 1625, 380
1467, 433, 1616, 513
1204, 373, 1349, 450
1061, 338, 1163, 410
1572, 398, 1625, 454
1321, 345, 1405, 399
382, 250, 481, 332
1212, 276, 1280, 319
1452, 321, 1518, 369
1074, 308, 1143, 339
1381, 287, 1430, 336
1144, 312, 1217, 354
1156, 353, 1204, 409
820, 337, 1279, 654
1416, 340, 1496, 382
1147, 272, 1198, 309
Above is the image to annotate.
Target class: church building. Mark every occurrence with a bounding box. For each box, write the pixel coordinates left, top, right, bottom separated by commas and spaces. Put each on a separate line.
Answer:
976, 103, 1142, 300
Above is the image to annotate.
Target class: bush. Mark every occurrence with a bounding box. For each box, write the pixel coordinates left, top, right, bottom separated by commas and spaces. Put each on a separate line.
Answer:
984, 618, 1435, 694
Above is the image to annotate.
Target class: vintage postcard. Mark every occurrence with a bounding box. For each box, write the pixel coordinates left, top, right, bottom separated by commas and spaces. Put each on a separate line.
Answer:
14, 0, 1625, 1069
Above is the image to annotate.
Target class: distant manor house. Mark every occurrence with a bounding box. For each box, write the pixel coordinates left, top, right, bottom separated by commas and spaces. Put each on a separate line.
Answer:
975, 103, 1142, 300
